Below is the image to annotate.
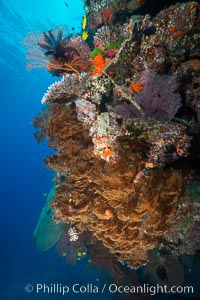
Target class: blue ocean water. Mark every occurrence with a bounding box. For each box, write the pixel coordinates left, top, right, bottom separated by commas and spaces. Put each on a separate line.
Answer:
0, 1, 116, 299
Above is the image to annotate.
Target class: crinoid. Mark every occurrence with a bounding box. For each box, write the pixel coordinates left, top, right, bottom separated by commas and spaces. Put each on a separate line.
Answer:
38, 29, 69, 59
46, 56, 90, 75
38, 30, 91, 75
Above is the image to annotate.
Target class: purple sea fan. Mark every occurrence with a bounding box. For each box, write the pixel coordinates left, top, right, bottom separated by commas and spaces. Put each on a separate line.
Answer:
134, 73, 182, 121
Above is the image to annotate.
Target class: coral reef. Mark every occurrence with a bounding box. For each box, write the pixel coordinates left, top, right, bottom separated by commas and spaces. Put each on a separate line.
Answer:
162, 180, 200, 256
119, 118, 191, 167
33, 103, 186, 268
41, 72, 89, 104
31, 1, 200, 270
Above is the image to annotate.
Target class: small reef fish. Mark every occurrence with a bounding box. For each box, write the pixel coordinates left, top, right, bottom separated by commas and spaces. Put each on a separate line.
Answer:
82, 31, 89, 40
82, 15, 87, 30
64, 2, 69, 7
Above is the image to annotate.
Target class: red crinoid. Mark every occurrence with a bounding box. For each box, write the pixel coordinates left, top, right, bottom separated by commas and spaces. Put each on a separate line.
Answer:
47, 52, 90, 76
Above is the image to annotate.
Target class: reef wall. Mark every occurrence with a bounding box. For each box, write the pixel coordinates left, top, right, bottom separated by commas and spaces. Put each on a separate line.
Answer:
30, 1, 200, 269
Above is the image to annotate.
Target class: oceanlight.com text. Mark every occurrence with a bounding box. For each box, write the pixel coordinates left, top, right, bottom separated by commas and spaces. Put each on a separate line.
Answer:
25, 283, 194, 296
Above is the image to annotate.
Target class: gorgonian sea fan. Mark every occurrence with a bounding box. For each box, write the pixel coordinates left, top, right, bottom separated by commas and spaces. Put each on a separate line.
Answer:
135, 73, 182, 121
118, 73, 182, 122
25, 28, 91, 75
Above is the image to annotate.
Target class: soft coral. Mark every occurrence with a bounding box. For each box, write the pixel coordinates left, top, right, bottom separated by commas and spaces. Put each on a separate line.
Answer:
92, 53, 108, 75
